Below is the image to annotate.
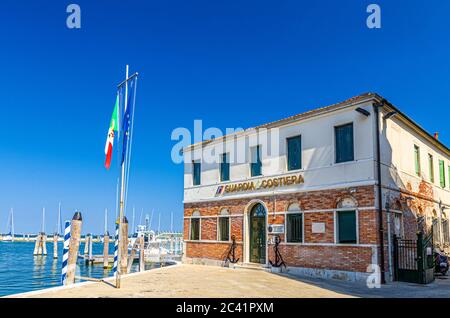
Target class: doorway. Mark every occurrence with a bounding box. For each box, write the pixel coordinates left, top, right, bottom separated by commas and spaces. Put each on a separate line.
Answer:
249, 203, 266, 264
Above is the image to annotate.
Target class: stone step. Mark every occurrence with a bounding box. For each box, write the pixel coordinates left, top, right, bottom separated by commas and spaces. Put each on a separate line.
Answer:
232, 263, 271, 272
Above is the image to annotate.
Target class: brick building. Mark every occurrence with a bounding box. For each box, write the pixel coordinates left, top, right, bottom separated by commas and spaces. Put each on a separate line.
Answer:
182, 93, 450, 282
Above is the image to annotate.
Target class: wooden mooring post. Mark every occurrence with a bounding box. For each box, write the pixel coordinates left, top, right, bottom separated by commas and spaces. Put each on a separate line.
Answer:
119, 216, 129, 273
53, 233, 58, 259
103, 232, 110, 269
139, 236, 145, 272
33, 233, 47, 256
66, 212, 82, 286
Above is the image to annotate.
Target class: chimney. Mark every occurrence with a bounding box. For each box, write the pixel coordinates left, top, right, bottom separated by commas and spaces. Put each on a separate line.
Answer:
434, 132, 439, 140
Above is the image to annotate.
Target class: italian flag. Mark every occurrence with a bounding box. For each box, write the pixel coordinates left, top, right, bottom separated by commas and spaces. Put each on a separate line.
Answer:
104, 94, 119, 169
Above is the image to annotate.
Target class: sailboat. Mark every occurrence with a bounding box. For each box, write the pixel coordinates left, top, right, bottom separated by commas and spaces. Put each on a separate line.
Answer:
3, 208, 15, 242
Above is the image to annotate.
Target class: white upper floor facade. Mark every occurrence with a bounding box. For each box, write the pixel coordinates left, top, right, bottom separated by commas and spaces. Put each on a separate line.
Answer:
183, 93, 450, 210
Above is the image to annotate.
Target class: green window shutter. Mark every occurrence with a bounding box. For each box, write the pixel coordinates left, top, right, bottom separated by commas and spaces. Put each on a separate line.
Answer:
220, 153, 230, 181
414, 145, 420, 176
338, 211, 357, 243
335, 123, 354, 163
287, 213, 303, 243
190, 218, 200, 240
251, 145, 262, 176
193, 162, 201, 186
429, 155, 434, 183
219, 217, 229, 241
448, 166, 450, 189
287, 136, 302, 171
439, 160, 445, 188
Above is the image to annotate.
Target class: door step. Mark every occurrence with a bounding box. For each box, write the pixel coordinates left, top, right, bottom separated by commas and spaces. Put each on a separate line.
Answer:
233, 263, 270, 272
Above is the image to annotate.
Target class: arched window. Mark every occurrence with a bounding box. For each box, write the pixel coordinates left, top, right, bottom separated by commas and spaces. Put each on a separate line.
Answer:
190, 211, 200, 240
286, 203, 302, 243
432, 210, 440, 243
218, 208, 230, 241
442, 211, 449, 244
336, 197, 357, 244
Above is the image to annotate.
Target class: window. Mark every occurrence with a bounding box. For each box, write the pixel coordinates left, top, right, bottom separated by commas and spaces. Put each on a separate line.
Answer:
337, 211, 357, 244
335, 123, 354, 163
220, 153, 230, 182
250, 145, 262, 177
218, 209, 230, 241
190, 211, 200, 240
432, 216, 440, 244
414, 145, 421, 176
287, 135, 302, 171
193, 161, 201, 186
286, 203, 302, 243
439, 160, 446, 188
442, 214, 449, 244
428, 154, 434, 183
287, 214, 303, 243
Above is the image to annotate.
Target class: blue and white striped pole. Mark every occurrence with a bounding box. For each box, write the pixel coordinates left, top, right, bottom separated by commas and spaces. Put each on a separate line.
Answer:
61, 220, 71, 285
112, 222, 119, 276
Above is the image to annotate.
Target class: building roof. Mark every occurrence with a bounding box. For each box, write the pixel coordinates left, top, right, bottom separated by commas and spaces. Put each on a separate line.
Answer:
184, 92, 450, 157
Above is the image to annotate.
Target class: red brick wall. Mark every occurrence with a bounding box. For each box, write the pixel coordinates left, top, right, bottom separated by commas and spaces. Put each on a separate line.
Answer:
269, 244, 373, 272
201, 218, 217, 241
187, 242, 243, 261
184, 185, 377, 273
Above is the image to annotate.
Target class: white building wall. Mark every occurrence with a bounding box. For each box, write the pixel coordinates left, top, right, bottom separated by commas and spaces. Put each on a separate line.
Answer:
184, 101, 376, 203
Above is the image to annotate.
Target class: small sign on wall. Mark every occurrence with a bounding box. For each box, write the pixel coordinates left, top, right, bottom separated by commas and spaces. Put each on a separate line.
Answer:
311, 222, 325, 234
268, 224, 285, 234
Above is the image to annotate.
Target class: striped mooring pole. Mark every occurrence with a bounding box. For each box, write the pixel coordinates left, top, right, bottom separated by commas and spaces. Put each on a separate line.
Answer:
112, 221, 119, 276
61, 221, 71, 285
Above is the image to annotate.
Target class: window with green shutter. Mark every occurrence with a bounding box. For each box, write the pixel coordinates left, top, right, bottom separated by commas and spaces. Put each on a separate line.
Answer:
250, 145, 262, 177
429, 154, 434, 183
287, 135, 302, 171
287, 213, 303, 243
414, 145, 421, 176
193, 161, 201, 186
439, 160, 445, 188
337, 211, 357, 244
218, 217, 230, 241
220, 153, 230, 182
190, 218, 200, 240
335, 123, 354, 163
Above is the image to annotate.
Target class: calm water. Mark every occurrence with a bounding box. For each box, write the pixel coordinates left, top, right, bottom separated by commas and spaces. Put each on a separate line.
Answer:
0, 241, 160, 297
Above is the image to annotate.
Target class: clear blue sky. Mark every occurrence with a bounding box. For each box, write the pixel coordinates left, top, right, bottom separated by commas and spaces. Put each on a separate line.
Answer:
1, 0, 449, 234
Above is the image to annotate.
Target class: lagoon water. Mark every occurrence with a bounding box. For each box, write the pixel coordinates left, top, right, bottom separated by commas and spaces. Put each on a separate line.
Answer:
0, 241, 158, 297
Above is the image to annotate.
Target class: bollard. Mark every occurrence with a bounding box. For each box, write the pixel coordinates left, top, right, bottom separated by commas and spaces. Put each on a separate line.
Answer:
66, 212, 82, 286
139, 236, 145, 272
103, 232, 109, 269
53, 234, 58, 259
61, 221, 71, 285
120, 217, 129, 273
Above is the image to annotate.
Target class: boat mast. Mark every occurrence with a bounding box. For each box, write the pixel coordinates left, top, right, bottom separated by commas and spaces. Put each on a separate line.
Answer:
170, 212, 173, 233
57, 202, 62, 235
132, 206, 135, 234
41, 207, 45, 234
158, 212, 161, 234
11, 208, 15, 240
104, 208, 108, 234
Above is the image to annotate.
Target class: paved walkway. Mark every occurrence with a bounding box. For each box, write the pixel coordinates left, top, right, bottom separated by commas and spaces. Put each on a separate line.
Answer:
11, 264, 353, 298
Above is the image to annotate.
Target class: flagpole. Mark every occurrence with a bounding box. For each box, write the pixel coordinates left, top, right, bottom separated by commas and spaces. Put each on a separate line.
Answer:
116, 64, 129, 288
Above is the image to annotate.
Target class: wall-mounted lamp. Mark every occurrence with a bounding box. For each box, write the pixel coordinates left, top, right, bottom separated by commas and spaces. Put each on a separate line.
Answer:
355, 107, 370, 117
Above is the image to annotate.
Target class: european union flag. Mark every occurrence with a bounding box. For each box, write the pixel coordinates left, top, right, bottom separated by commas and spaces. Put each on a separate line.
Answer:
121, 78, 136, 164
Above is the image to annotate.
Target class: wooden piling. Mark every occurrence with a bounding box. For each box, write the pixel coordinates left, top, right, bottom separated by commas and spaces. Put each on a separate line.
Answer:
42, 234, 48, 255
103, 232, 109, 269
119, 216, 129, 273
139, 237, 145, 272
88, 234, 93, 263
84, 234, 90, 256
66, 212, 82, 286
33, 234, 40, 255
53, 234, 58, 259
